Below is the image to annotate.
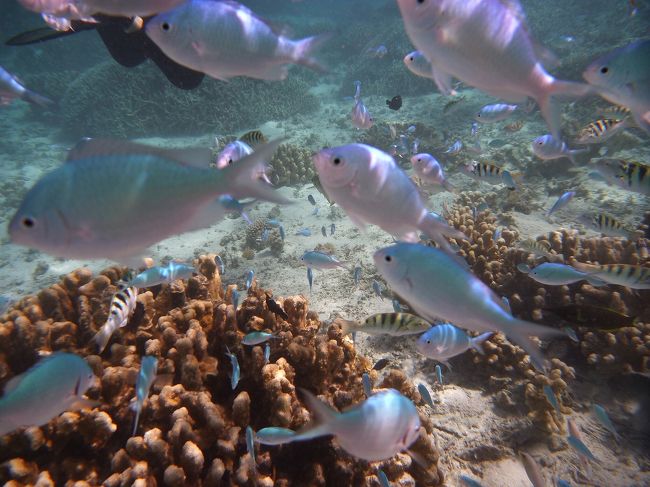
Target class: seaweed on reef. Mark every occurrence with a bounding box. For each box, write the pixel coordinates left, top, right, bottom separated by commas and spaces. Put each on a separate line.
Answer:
28, 61, 320, 139
0, 256, 443, 486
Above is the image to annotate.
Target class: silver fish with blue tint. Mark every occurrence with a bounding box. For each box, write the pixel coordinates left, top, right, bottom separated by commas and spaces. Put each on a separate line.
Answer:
132, 355, 158, 436
225, 346, 240, 390
301, 250, 346, 270
245, 269, 255, 290
416, 324, 493, 364
242, 331, 277, 346
417, 383, 434, 408
255, 427, 297, 445
307, 267, 313, 293
547, 191, 576, 216
351, 80, 374, 129
435, 364, 443, 385
592, 403, 620, 441
0, 353, 97, 436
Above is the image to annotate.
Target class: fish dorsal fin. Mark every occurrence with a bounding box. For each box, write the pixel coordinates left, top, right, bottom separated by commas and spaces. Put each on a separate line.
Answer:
66, 139, 213, 167
2, 353, 60, 395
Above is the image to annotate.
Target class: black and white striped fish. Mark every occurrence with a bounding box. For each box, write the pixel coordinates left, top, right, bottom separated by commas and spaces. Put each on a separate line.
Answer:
92, 284, 138, 353
239, 130, 267, 147
463, 161, 516, 189
574, 263, 650, 289
575, 118, 627, 144
593, 158, 650, 195
517, 238, 564, 262
335, 313, 431, 337
588, 213, 640, 239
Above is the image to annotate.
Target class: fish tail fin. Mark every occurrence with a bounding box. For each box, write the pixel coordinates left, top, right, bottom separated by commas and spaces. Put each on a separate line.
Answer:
294, 34, 330, 73
293, 389, 336, 441
22, 89, 54, 108
92, 327, 111, 354
568, 148, 589, 164
470, 332, 494, 355
220, 139, 291, 204
132, 405, 141, 437
504, 318, 568, 371
539, 80, 591, 138
418, 213, 468, 266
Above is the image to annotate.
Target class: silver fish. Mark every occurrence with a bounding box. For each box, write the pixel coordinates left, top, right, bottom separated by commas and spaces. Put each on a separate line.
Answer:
521, 452, 545, 487
532, 134, 587, 163
9, 138, 288, 264
0, 65, 53, 107
215, 255, 225, 275
246, 425, 256, 469
353, 263, 362, 287
372, 279, 383, 300
395, 0, 589, 138
475, 103, 517, 123
403, 50, 435, 81
146, 0, 327, 81
592, 404, 620, 441
132, 355, 158, 436
435, 364, 443, 385
307, 267, 313, 293
417, 383, 434, 408
225, 346, 240, 390
416, 324, 492, 364
245, 269, 255, 290
351, 81, 374, 129
301, 251, 346, 270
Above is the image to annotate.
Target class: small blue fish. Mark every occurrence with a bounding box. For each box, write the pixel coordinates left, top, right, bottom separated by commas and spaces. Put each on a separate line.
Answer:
564, 327, 579, 343
217, 195, 253, 224
407, 125, 416, 134
567, 434, 597, 461
279, 224, 285, 241
225, 346, 240, 390
312, 207, 320, 216
417, 383, 434, 408
246, 425, 256, 469
493, 227, 502, 243
353, 264, 362, 287
296, 228, 312, 236
444, 140, 463, 154
411, 138, 420, 155
362, 372, 372, 397
308, 194, 316, 205
215, 255, 225, 275
392, 299, 403, 313
266, 219, 281, 227
242, 331, 277, 346
321, 225, 327, 237
330, 223, 335, 236
307, 267, 313, 293
261, 228, 269, 242
245, 270, 255, 290
130, 261, 195, 288
232, 288, 240, 310
470, 122, 479, 137
132, 355, 158, 436
377, 469, 390, 487
459, 475, 485, 487
372, 280, 383, 300
255, 427, 297, 445
264, 342, 271, 364
543, 384, 561, 414
592, 404, 620, 441
547, 191, 576, 216
435, 364, 443, 385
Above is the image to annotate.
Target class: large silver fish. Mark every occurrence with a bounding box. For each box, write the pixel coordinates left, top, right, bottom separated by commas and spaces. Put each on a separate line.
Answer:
9, 138, 288, 264
312, 143, 464, 251
0, 65, 53, 107
395, 0, 589, 138
583, 39, 650, 134
18, 0, 185, 17
146, 0, 327, 81
374, 243, 566, 371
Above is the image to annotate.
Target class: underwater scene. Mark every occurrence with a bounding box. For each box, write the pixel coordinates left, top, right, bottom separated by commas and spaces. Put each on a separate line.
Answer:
0, 0, 649, 485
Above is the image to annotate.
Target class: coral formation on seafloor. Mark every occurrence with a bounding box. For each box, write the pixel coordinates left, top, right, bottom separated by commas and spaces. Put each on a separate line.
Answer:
0, 255, 442, 486
37, 62, 319, 138
268, 143, 315, 187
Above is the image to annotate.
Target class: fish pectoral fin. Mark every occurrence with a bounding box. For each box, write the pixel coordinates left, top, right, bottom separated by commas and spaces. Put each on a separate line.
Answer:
430, 66, 456, 96
258, 64, 290, 81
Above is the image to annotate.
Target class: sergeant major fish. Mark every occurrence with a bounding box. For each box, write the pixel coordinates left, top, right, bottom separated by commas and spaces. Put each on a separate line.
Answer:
374, 243, 567, 371
335, 313, 431, 337
395, 0, 590, 138
463, 161, 516, 190
591, 159, 650, 196
571, 263, 650, 290
146, 0, 327, 81
9, 138, 289, 264
0, 353, 97, 436
531, 134, 587, 163
575, 119, 628, 144
131, 355, 158, 436
92, 283, 138, 353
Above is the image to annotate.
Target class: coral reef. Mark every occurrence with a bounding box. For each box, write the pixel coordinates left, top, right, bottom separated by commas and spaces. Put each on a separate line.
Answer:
243, 218, 284, 257
268, 143, 315, 187
37, 62, 319, 138
0, 257, 442, 485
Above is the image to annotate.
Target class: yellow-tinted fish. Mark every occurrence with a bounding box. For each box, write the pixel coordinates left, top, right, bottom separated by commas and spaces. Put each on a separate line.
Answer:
239, 130, 267, 147
589, 213, 640, 239
592, 159, 650, 195
574, 263, 650, 289
575, 118, 627, 144
463, 161, 517, 189
335, 313, 431, 337
600, 105, 632, 120
518, 238, 564, 262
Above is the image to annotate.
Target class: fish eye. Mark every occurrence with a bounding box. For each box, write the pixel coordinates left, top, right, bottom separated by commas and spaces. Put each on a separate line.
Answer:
384, 255, 392, 262
600, 66, 609, 74
417, 0, 426, 4
426, 340, 430, 344
161, 22, 171, 31
332, 157, 343, 166
409, 56, 414, 61
21, 217, 35, 228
